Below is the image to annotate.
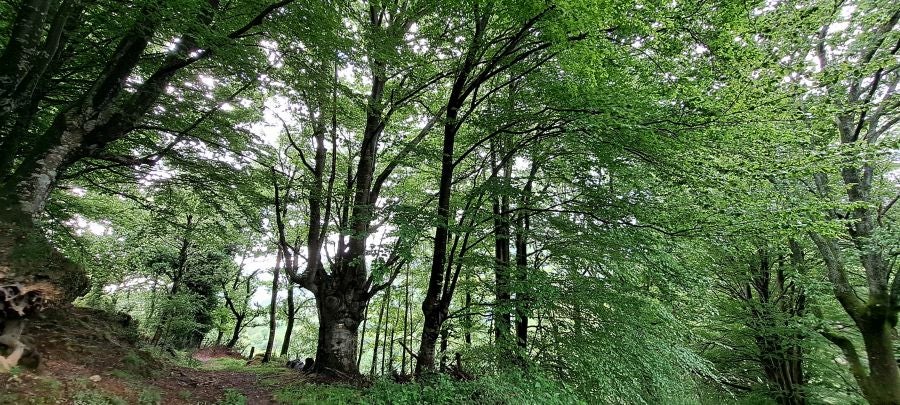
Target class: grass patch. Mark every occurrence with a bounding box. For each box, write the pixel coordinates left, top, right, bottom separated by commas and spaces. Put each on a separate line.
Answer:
219, 388, 248, 405
138, 387, 162, 405
273, 384, 361, 404
201, 357, 248, 371
72, 390, 128, 405
109, 369, 137, 381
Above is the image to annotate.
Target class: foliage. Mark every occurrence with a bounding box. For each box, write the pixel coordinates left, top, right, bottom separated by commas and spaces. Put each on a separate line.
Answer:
1, 0, 898, 403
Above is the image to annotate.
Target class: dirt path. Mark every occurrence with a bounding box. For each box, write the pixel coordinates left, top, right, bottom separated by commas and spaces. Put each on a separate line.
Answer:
153, 367, 279, 404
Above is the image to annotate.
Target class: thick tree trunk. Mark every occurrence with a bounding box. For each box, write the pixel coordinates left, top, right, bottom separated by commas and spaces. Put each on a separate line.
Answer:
859, 314, 900, 404
313, 288, 364, 374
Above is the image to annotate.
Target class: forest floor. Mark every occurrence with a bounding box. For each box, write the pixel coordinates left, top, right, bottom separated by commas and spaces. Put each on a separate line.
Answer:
0, 306, 361, 404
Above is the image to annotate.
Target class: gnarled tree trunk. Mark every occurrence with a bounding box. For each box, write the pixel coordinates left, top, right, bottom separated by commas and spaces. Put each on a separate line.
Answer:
313, 286, 365, 373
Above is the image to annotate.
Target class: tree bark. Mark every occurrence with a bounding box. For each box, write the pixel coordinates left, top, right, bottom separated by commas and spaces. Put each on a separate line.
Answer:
370, 285, 389, 375
280, 279, 295, 357
357, 302, 369, 368
226, 315, 244, 348
492, 138, 512, 347
402, 266, 410, 374
314, 287, 364, 374
262, 249, 283, 363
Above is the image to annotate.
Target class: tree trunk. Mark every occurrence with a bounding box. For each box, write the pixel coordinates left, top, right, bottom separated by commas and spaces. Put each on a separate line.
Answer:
464, 268, 472, 346
514, 216, 528, 349
226, 315, 244, 348
357, 302, 369, 368
387, 304, 396, 374
262, 249, 283, 363
401, 267, 410, 374
417, 308, 443, 375
381, 286, 393, 375
439, 328, 449, 372
859, 314, 900, 404
492, 139, 512, 347
280, 279, 295, 357
314, 287, 364, 374
370, 286, 388, 375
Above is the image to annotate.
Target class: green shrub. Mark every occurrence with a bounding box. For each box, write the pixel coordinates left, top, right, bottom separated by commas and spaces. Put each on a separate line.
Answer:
274, 384, 361, 404
219, 388, 248, 405
362, 371, 582, 405
138, 388, 162, 405
72, 390, 128, 405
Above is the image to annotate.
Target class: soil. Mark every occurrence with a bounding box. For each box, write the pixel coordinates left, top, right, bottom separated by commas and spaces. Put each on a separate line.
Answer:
0, 306, 320, 404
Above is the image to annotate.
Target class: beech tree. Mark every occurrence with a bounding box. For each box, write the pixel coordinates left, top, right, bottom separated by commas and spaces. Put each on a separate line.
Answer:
2, 1, 899, 403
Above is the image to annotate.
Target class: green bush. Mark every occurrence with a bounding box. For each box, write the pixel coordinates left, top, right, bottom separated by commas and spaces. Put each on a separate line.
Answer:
363, 371, 583, 405
219, 388, 248, 405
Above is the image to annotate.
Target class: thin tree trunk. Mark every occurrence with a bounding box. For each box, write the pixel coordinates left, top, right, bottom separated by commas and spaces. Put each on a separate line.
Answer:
401, 266, 410, 374
514, 207, 529, 349
262, 249, 284, 363
492, 138, 512, 347
388, 304, 396, 374
465, 271, 472, 346
280, 279, 295, 357
370, 284, 390, 375
381, 289, 392, 375
358, 301, 370, 368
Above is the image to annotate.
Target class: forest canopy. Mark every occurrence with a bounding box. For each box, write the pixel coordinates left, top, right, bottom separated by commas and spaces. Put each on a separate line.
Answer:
0, 0, 898, 404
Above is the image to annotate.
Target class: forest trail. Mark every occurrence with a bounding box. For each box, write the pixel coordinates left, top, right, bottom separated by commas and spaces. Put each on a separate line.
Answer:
0, 307, 316, 404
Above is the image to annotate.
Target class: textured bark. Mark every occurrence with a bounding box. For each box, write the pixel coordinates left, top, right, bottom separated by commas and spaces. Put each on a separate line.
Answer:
314, 288, 364, 374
